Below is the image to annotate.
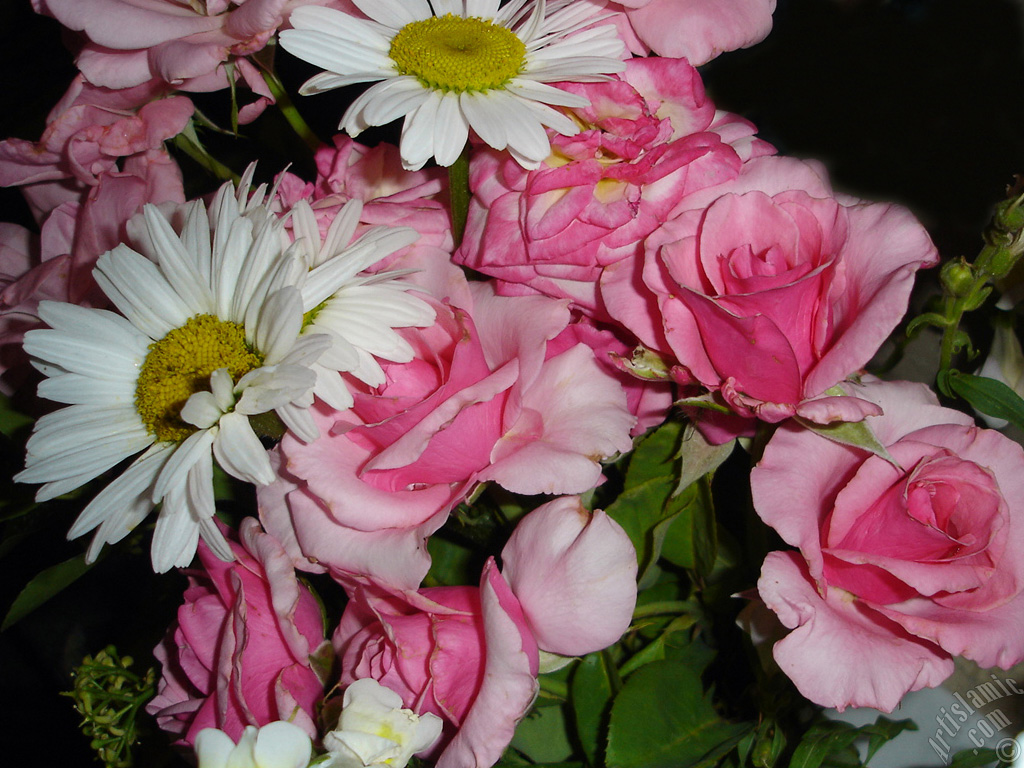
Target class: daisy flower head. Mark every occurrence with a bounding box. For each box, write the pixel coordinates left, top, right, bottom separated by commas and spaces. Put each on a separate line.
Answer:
15, 169, 418, 573
279, 0, 627, 170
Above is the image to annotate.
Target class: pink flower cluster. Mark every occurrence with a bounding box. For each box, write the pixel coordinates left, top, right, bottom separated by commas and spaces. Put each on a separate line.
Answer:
10, 0, 1018, 760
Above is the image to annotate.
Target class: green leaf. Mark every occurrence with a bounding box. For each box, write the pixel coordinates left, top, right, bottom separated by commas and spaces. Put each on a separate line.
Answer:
660, 477, 717, 577
606, 660, 750, 768
571, 652, 617, 766
948, 747, 1000, 768
2, 553, 92, 630
425, 535, 478, 587
617, 615, 706, 678
859, 716, 917, 764
510, 703, 575, 765
943, 370, 1024, 429
789, 721, 864, 768
794, 415, 898, 469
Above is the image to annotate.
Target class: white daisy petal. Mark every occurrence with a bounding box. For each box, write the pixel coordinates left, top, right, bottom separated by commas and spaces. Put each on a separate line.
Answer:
143, 205, 215, 315
69, 442, 174, 542
353, 0, 432, 28
255, 288, 304, 364
151, 489, 203, 573
281, 0, 623, 169
153, 428, 216, 504
94, 245, 194, 339
198, 514, 235, 564
38, 373, 136, 407
311, 365, 356, 412
212, 413, 275, 485
275, 401, 320, 444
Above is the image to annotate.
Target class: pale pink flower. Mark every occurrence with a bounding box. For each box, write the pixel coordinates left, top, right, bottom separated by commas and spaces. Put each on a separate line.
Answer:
751, 378, 1024, 712
0, 75, 191, 223
32, 0, 348, 121
606, 0, 776, 62
602, 155, 939, 430
0, 157, 184, 393
259, 279, 635, 589
147, 518, 327, 745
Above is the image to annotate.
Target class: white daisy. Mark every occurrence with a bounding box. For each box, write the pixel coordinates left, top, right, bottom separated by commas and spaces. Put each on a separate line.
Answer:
15, 170, 426, 572
289, 198, 436, 410
279, 0, 627, 170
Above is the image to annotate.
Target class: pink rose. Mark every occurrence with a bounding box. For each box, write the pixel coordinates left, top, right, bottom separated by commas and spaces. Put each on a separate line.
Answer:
259, 280, 635, 589
335, 497, 637, 767
147, 518, 327, 745
456, 57, 770, 317
750, 379, 1024, 712
32, 0, 346, 119
0, 75, 191, 223
603, 155, 939, 428
0, 158, 184, 393
606, 0, 776, 62
274, 135, 453, 272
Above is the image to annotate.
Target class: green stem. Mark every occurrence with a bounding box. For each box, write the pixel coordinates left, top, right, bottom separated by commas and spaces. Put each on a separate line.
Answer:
173, 133, 239, 184
261, 69, 322, 154
538, 675, 569, 699
448, 145, 471, 249
632, 600, 691, 620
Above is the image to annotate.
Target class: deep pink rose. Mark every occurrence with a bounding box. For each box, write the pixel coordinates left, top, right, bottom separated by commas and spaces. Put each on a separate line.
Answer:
334, 497, 637, 767
750, 379, 1024, 712
456, 57, 771, 317
147, 518, 327, 745
259, 280, 635, 589
606, 0, 776, 62
0, 75, 191, 223
603, 155, 939, 428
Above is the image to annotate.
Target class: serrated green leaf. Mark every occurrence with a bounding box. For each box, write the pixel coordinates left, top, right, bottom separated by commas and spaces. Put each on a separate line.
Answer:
606, 660, 748, 768
626, 419, 684, 487
2, 553, 92, 630
618, 615, 700, 678
571, 652, 616, 767
944, 371, 1024, 429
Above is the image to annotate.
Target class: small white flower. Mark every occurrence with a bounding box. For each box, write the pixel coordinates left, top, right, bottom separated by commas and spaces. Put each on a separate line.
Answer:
280, 0, 626, 170
321, 679, 443, 768
16, 168, 420, 572
195, 722, 312, 768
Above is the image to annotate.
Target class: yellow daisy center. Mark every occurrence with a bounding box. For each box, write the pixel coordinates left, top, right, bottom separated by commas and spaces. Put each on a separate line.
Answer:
389, 14, 527, 93
135, 315, 264, 443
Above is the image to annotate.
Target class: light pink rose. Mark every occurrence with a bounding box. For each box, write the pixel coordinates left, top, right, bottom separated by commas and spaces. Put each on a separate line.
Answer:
334, 497, 636, 767
750, 378, 1024, 712
606, 0, 776, 62
603, 155, 939, 429
259, 280, 635, 589
0, 75, 191, 223
32, 0, 347, 119
147, 518, 327, 746
456, 57, 771, 317
274, 135, 453, 272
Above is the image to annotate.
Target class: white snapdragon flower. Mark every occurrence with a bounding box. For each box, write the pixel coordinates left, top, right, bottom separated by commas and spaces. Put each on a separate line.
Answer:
321, 679, 443, 768
195, 722, 312, 768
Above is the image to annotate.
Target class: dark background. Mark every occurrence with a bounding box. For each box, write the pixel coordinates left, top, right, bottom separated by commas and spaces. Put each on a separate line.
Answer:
2, 0, 1024, 764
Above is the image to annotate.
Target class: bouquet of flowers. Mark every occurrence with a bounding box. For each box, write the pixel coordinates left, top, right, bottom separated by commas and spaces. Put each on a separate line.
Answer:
4, 1, 1024, 767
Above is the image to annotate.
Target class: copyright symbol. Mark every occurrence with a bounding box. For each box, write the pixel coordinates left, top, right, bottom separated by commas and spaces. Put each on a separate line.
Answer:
996, 737, 1020, 763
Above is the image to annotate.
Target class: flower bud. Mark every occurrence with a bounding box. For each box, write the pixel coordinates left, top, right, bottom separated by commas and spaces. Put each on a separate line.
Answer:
940, 259, 975, 296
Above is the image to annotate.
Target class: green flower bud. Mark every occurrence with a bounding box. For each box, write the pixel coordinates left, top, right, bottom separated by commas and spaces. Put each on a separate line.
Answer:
941, 259, 975, 296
